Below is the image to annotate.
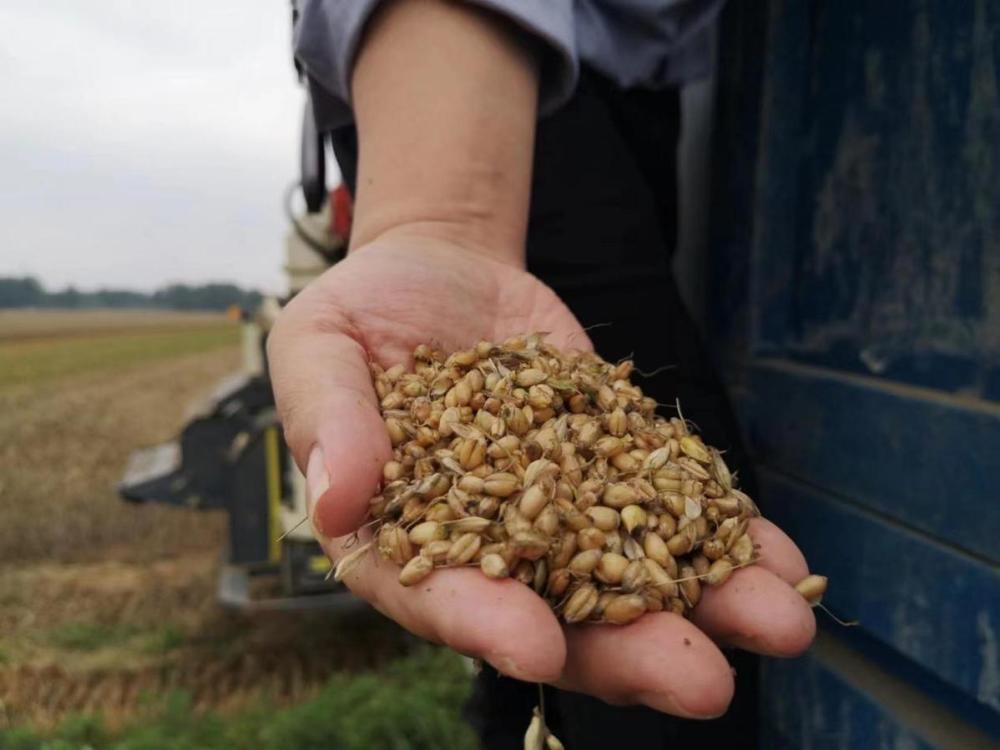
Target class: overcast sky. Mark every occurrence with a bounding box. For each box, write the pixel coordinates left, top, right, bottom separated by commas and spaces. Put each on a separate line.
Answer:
0, 1, 318, 293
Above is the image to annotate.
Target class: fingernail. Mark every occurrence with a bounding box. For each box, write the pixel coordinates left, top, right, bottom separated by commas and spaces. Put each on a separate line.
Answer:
306, 445, 330, 534
635, 691, 716, 720
487, 654, 553, 683
489, 655, 524, 679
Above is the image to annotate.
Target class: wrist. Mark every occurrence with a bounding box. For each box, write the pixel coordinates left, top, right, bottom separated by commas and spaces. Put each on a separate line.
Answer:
350, 221, 526, 270
351, 211, 526, 268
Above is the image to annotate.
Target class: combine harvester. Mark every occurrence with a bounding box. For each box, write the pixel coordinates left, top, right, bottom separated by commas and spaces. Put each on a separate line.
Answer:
119, 105, 356, 611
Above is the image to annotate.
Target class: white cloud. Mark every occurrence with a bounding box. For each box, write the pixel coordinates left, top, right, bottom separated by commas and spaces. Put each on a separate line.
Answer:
0, 0, 330, 293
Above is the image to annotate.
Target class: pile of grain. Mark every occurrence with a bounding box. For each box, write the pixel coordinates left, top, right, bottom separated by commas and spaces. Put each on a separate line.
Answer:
359, 334, 761, 625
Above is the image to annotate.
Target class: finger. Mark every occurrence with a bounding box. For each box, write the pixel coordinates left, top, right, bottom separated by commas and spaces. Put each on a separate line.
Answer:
559, 613, 735, 719
690, 565, 816, 657
323, 535, 567, 682
267, 290, 392, 538
749, 517, 810, 584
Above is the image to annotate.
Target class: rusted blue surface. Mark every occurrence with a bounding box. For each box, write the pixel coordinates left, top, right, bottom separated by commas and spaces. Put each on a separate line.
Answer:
710, 0, 1000, 746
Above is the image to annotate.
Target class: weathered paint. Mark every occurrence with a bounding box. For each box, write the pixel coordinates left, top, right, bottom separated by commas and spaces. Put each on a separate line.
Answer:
745, 359, 1000, 561
790, 0, 1000, 397
714, 0, 1000, 395
760, 469, 1000, 714
709, 0, 1000, 744
981, 612, 1000, 712
763, 632, 998, 749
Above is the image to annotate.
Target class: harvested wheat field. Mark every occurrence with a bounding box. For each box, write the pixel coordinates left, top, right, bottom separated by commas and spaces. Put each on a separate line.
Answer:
0, 311, 421, 737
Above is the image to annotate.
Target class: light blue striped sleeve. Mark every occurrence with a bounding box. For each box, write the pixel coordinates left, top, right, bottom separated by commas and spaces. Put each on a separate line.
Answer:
294, 0, 578, 128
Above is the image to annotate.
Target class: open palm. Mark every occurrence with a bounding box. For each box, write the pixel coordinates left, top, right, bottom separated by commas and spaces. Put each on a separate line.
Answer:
267, 236, 816, 718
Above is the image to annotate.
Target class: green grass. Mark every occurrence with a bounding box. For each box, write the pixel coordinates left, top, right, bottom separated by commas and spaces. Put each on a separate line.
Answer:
0, 648, 477, 750
47, 623, 187, 657
138, 626, 187, 656
47, 623, 140, 652
0, 326, 238, 390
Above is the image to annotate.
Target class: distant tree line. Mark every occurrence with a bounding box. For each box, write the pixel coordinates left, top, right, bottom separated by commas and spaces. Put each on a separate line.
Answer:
0, 276, 263, 311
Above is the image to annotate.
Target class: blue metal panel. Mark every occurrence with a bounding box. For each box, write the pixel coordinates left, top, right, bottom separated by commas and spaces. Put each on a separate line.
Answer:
714, 0, 1000, 389
758, 469, 1000, 718
762, 631, 999, 750
744, 360, 1000, 561
746, 0, 811, 355
708, 0, 1000, 745
783, 0, 1000, 398
762, 647, 936, 750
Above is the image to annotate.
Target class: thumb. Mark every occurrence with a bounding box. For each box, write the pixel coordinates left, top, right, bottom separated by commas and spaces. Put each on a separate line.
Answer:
266, 304, 392, 538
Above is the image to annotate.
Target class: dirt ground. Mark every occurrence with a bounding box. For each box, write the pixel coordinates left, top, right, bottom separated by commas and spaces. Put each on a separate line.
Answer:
0, 313, 405, 730
0, 309, 230, 341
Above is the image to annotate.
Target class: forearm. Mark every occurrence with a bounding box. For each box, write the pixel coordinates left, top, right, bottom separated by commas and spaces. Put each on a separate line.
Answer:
349, 0, 539, 266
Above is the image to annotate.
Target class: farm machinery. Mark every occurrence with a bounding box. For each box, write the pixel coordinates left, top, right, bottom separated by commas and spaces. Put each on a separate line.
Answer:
118, 100, 354, 610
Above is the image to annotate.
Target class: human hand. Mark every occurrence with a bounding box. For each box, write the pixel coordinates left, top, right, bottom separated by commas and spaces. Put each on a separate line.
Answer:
266, 234, 817, 719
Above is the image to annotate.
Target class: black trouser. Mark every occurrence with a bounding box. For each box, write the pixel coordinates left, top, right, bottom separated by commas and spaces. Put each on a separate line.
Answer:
333, 66, 758, 750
